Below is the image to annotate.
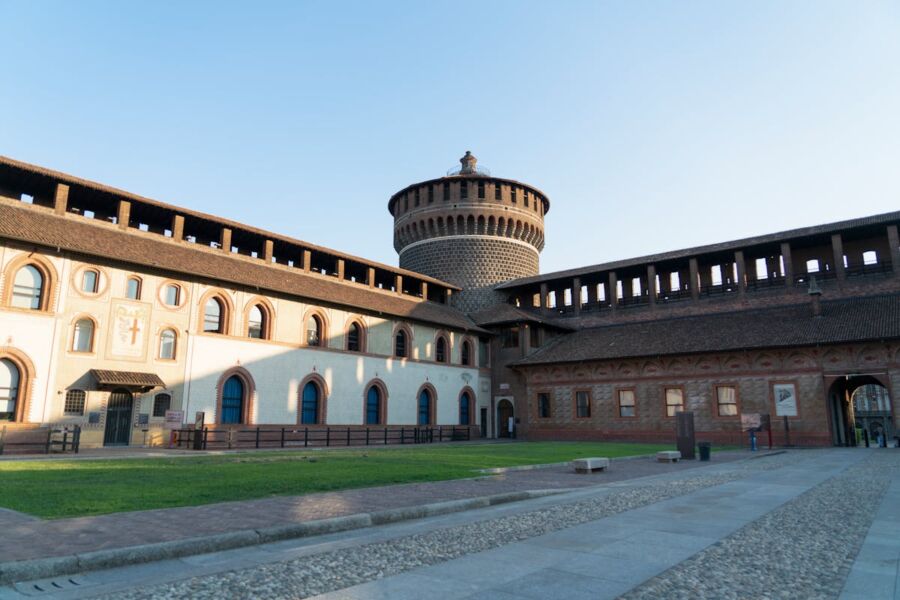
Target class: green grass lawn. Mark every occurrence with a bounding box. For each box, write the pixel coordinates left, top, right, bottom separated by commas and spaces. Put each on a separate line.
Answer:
0, 441, 674, 519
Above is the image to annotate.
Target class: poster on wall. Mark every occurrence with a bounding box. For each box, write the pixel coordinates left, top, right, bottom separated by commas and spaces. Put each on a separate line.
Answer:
774, 383, 798, 417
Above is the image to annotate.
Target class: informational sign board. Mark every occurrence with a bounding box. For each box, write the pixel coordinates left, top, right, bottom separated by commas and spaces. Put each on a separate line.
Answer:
773, 383, 798, 417
194, 411, 205, 430
164, 410, 185, 429
741, 413, 761, 431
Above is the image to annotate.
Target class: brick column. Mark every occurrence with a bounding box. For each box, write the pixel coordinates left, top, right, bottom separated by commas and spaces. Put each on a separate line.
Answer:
302, 249, 311, 271
116, 200, 130, 230
689, 259, 700, 300
735, 251, 746, 295
395, 274, 403, 294
831, 233, 846, 280
336, 258, 345, 279
264, 240, 274, 262
220, 228, 232, 253
540, 283, 549, 315
53, 183, 69, 215
887, 225, 900, 276
421, 281, 428, 299
781, 242, 793, 285
172, 215, 184, 241
367, 267, 376, 287
572, 277, 581, 314
647, 265, 657, 307
608, 271, 618, 310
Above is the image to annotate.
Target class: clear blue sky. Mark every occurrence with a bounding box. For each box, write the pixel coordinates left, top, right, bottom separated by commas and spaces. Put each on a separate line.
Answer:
2, 1, 898, 274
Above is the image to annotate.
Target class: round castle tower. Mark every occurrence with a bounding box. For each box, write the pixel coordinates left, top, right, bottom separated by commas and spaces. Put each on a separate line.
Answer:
389, 152, 550, 312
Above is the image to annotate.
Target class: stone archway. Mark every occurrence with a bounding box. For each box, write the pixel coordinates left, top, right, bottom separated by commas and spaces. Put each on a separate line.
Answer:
827, 375, 894, 447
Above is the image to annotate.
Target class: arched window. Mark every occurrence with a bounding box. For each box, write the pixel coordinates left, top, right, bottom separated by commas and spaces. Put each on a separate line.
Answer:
247, 305, 265, 339
221, 376, 244, 424
159, 329, 177, 359
418, 388, 432, 425
366, 385, 381, 425
11, 265, 43, 310
461, 340, 472, 366
163, 284, 181, 306
81, 269, 99, 294
64, 389, 86, 416
306, 315, 323, 347
204, 298, 224, 333
347, 322, 362, 352
395, 329, 408, 358
301, 381, 320, 424
435, 336, 447, 363
72, 319, 94, 353
460, 391, 471, 425
0, 359, 20, 422
126, 277, 142, 300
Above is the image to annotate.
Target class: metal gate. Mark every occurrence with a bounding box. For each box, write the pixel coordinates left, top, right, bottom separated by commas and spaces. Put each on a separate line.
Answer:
104, 389, 133, 446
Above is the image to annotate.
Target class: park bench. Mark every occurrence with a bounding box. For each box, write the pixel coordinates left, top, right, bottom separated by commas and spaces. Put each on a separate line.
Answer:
571, 457, 610, 474
656, 451, 681, 463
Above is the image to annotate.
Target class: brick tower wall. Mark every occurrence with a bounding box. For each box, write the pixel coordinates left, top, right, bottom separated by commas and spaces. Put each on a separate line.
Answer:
400, 237, 540, 312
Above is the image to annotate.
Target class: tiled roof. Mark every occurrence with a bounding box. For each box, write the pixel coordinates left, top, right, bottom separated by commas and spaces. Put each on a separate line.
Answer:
0, 202, 485, 333
0, 155, 458, 290
91, 370, 166, 388
470, 303, 576, 330
497, 210, 900, 289
512, 293, 900, 366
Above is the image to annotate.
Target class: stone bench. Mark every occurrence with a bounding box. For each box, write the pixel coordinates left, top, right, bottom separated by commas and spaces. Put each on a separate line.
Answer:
572, 457, 610, 474
657, 451, 681, 463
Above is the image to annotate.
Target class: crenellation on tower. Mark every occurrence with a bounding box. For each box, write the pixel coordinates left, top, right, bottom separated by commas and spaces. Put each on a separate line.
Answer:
388, 152, 549, 312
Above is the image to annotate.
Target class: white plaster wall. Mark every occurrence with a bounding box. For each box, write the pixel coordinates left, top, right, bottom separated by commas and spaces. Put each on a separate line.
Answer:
186, 334, 483, 425
0, 311, 56, 422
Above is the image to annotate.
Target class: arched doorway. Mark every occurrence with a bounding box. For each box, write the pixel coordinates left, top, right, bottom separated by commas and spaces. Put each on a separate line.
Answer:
301, 381, 320, 424
221, 376, 245, 424
828, 376, 894, 446
104, 389, 133, 446
497, 399, 514, 438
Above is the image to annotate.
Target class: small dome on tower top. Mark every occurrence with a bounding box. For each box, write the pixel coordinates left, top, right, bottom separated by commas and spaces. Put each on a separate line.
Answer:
459, 151, 478, 174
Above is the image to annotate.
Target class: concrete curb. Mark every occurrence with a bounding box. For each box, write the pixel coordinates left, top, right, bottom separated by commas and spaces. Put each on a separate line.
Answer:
0, 489, 563, 585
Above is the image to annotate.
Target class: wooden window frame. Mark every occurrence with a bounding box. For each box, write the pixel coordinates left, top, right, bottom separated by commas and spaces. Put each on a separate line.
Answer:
536, 390, 552, 419
70, 315, 98, 354
663, 386, 685, 418
714, 384, 740, 418
157, 327, 178, 361
125, 276, 143, 301
573, 389, 592, 419
616, 387, 638, 419
241, 297, 273, 340
2, 255, 58, 313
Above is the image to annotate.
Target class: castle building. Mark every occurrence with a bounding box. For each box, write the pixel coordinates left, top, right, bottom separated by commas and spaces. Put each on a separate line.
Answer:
0, 155, 489, 448
1, 151, 897, 448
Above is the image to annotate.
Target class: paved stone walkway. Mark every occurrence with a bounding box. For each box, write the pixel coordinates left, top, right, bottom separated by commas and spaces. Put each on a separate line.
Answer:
21, 449, 891, 600
0, 451, 744, 563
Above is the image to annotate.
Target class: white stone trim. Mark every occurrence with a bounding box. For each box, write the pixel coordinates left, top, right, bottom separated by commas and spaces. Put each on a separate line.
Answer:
398, 235, 540, 258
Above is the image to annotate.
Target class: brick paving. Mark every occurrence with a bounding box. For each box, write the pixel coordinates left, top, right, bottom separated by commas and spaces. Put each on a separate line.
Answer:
0, 451, 747, 563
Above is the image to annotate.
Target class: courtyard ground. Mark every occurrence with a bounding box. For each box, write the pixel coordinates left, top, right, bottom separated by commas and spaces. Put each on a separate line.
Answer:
0, 441, 676, 518
0, 448, 893, 599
